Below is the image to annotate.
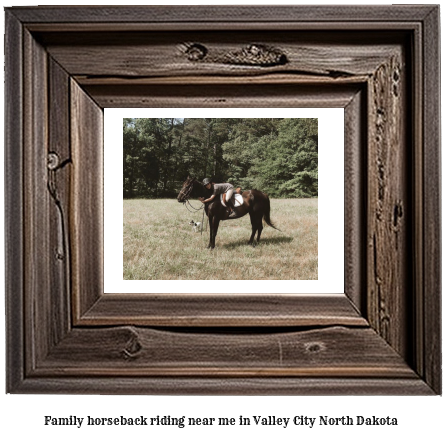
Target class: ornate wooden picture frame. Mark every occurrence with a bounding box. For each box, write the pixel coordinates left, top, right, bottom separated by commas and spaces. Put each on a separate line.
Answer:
5, 6, 441, 394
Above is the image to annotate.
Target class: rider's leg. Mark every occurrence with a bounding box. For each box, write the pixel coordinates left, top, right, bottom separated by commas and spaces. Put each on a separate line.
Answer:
226, 189, 237, 218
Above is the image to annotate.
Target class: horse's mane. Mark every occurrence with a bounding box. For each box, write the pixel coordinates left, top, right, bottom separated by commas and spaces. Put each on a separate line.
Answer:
180, 177, 207, 200
191, 179, 209, 198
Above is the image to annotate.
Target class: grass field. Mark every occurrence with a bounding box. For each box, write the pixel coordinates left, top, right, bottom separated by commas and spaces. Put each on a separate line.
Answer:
123, 198, 317, 280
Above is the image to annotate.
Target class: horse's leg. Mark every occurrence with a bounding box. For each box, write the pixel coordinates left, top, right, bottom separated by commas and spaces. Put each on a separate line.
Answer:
207, 215, 213, 249
248, 213, 258, 245
256, 216, 264, 243
211, 216, 220, 249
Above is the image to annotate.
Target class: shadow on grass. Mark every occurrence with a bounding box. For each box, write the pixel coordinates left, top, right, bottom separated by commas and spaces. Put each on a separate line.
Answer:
222, 235, 293, 249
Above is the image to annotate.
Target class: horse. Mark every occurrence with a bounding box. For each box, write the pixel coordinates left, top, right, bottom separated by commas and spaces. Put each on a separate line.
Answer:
177, 176, 280, 249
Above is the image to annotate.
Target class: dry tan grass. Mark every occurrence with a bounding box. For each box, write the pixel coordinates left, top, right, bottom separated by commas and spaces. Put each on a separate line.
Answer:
124, 198, 317, 280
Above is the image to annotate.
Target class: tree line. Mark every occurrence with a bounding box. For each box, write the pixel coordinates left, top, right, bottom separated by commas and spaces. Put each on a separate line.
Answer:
123, 118, 318, 199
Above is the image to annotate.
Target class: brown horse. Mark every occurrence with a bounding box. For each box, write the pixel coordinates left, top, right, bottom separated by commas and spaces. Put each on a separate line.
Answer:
177, 176, 279, 249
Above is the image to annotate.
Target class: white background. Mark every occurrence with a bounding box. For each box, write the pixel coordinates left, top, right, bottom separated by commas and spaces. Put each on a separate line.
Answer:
105, 108, 344, 292
1, 1, 442, 437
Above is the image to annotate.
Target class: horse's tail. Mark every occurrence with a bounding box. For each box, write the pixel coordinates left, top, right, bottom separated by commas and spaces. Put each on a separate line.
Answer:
262, 193, 281, 231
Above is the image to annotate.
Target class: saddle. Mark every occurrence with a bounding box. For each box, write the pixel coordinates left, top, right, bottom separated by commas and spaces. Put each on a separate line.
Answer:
221, 192, 244, 208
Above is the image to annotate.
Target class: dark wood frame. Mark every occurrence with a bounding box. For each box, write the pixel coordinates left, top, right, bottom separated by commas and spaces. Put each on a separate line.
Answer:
5, 6, 441, 394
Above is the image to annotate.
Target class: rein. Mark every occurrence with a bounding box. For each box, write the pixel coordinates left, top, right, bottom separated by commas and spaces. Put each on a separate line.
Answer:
184, 199, 204, 213
180, 180, 206, 235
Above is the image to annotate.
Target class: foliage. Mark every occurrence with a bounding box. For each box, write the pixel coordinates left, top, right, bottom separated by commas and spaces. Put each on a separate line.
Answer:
123, 118, 318, 198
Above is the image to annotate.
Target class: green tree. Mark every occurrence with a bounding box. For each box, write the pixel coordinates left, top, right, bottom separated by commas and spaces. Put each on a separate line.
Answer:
247, 118, 318, 197
123, 117, 318, 199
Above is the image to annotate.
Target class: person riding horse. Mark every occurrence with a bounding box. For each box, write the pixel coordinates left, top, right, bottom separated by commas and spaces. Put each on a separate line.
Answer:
178, 176, 279, 248
199, 178, 237, 218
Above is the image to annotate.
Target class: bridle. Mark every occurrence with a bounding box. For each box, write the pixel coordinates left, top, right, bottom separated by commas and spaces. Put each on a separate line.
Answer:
180, 179, 204, 212
180, 178, 194, 201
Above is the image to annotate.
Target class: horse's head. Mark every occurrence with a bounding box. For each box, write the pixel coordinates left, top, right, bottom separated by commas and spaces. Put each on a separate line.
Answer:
177, 176, 195, 203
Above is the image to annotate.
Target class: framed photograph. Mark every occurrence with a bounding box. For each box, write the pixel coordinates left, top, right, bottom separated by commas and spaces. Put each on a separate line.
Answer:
105, 108, 343, 293
5, 5, 440, 394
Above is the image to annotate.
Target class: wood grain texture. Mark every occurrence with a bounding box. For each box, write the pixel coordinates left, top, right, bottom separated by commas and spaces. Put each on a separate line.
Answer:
79, 294, 367, 327
4, 10, 24, 393
37, 326, 414, 377
8, 5, 436, 24
422, 6, 441, 394
344, 90, 366, 313
23, 29, 50, 371
41, 31, 401, 79
76, 73, 368, 85
13, 376, 434, 396
48, 58, 72, 345
366, 50, 409, 358
70, 80, 104, 320
411, 16, 425, 382
82, 83, 361, 108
